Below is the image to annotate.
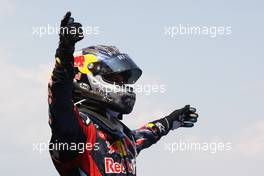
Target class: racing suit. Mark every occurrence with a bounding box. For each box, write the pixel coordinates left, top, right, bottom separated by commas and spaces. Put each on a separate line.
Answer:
48, 46, 171, 176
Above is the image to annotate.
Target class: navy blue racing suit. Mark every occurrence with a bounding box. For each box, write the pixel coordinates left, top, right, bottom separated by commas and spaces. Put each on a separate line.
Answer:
48, 47, 171, 176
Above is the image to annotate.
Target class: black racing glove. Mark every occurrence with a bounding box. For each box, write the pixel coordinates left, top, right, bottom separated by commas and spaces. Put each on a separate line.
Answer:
54, 12, 84, 80
151, 105, 198, 135
166, 105, 198, 129
58, 11, 84, 52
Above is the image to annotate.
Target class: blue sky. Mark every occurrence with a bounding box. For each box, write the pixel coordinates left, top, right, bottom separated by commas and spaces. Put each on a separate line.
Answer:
0, 0, 263, 175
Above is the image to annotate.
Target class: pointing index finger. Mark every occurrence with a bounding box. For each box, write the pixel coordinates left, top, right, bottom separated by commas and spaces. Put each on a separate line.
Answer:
60, 11, 71, 27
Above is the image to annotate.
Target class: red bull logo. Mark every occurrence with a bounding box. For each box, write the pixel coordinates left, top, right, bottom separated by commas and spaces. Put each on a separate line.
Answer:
104, 157, 135, 174
74, 55, 85, 68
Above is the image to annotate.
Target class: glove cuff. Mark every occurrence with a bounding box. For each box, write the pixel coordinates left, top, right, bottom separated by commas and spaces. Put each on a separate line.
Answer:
150, 117, 171, 135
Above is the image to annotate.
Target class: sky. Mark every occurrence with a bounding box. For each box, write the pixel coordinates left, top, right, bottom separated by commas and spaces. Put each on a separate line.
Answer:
0, 0, 263, 175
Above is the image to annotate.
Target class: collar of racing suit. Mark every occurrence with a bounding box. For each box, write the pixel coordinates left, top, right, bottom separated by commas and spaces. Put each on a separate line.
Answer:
77, 105, 134, 141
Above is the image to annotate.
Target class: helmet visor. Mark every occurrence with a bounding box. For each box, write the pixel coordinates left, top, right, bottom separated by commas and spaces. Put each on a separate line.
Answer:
91, 54, 142, 84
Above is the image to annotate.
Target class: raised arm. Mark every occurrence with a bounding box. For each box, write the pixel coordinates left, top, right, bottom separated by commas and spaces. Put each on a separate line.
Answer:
48, 12, 84, 153
133, 105, 198, 154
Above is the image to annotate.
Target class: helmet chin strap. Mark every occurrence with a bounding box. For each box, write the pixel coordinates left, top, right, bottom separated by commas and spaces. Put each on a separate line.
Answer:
74, 99, 123, 120
74, 99, 87, 106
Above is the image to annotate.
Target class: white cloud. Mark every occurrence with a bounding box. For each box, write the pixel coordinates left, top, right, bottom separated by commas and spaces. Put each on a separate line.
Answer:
237, 120, 264, 157
0, 49, 56, 174
0, 0, 16, 16
0, 55, 53, 138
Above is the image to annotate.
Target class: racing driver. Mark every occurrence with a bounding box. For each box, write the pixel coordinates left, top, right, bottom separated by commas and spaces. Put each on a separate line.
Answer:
48, 12, 199, 176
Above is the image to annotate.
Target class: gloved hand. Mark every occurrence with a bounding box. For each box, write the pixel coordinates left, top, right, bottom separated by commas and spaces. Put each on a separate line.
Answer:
59, 12, 84, 49
165, 105, 198, 130
54, 12, 84, 79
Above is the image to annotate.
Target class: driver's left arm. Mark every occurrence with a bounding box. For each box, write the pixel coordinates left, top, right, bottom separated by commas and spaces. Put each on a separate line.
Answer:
133, 105, 198, 154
